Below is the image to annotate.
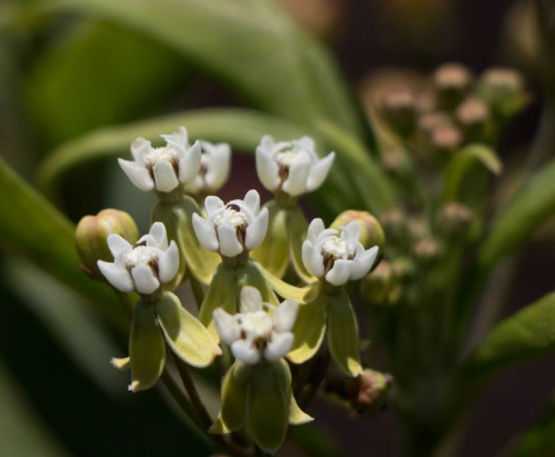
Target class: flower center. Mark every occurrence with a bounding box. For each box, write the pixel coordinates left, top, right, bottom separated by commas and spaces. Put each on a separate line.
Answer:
239, 311, 274, 339
274, 149, 299, 168
214, 204, 248, 228
144, 146, 179, 167
322, 237, 355, 258
125, 247, 159, 273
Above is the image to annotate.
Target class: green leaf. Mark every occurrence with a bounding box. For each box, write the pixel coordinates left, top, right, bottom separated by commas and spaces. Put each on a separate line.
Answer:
288, 291, 327, 365
441, 144, 503, 202
129, 300, 166, 392
156, 292, 220, 368
251, 201, 290, 279
467, 293, 555, 376
327, 290, 362, 376
25, 20, 186, 146
210, 360, 247, 434
38, 108, 313, 198
42, 0, 362, 135
246, 360, 291, 454
479, 159, 555, 272
0, 157, 124, 328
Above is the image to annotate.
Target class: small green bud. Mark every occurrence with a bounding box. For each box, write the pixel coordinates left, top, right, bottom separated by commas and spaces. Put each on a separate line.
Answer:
379, 89, 417, 139
433, 63, 473, 110
437, 203, 475, 239
362, 260, 401, 306
379, 209, 407, 247
331, 210, 385, 253
413, 237, 442, 264
477, 68, 526, 117
390, 257, 416, 284
75, 209, 138, 280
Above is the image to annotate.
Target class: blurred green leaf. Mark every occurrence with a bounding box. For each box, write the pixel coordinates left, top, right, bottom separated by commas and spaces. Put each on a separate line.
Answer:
0, 359, 69, 457
479, 159, 555, 272
441, 144, 502, 203
25, 19, 186, 146
506, 391, 555, 457
42, 0, 362, 137
466, 293, 555, 376
0, 156, 125, 328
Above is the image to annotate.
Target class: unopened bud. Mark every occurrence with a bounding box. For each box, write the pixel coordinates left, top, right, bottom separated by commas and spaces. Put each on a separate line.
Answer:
437, 203, 475, 239
456, 97, 490, 127
379, 89, 416, 139
379, 209, 407, 246
347, 369, 393, 414
362, 260, 401, 305
477, 68, 526, 117
332, 210, 385, 253
76, 209, 139, 279
381, 149, 412, 179
407, 217, 430, 242
390, 257, 416, 283
413, 238, 442, 264
431, 125, 462, 153
433, 63, 473, 110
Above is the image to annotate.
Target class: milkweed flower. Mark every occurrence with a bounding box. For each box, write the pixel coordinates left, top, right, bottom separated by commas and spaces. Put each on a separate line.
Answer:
184, 141, 231, 196
213, 286, 297, 364
192, 190, 269, 259
302, 219, 379, 286
97, 222, 179, 295
255, 136, 335, 197
118, 126, 201, 193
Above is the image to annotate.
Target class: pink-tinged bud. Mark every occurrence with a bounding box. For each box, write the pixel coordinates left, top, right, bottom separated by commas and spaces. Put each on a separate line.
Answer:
76, 209, 139, 279
431, 125, 462, 153
379, 89, 417, 139
437, 203, 475, 239
433, 63, 473, 110
331, 210, 385, 253
413, 237, 442, 264
379, 209, 408, 246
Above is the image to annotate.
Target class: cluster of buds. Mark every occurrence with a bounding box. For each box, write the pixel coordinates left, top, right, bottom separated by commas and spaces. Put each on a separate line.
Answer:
75, 126, 386, 455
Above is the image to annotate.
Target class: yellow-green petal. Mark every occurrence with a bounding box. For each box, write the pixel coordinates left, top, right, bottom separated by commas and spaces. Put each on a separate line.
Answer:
237, 260, 279, 306
288, 293, 327, 364
259, 262, 313, 303
129, 300, 166, 392
246, 361, 290, 454
111, 356, 130, 371
156, 291, 221, 368
199, 263, 239, 340
152, 196, 220, 285
289, 393, 313, 425
251, 201, 290, 278
210, 361, 249, 434
327, 290, 362, 376
288, 206, 313, 283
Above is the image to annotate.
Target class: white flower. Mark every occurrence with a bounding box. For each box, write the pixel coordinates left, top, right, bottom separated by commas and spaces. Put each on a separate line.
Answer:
213, 286, 297, 364
97, 222, 179, 295
302, 219, 378, 286
184, 141, 231, 195
118, 127, 202, 193
255, 135, 335, 197
192, 190, 269, 258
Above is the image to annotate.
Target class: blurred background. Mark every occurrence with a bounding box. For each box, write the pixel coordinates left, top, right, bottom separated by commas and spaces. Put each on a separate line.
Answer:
0, 0, 553, 456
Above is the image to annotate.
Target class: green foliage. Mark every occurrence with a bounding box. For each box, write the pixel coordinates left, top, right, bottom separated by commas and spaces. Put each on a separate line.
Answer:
467, 293, 555, 376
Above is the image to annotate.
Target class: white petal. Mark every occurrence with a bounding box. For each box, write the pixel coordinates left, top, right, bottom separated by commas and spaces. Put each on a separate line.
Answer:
192, 214, 219, 251
153, 160, 179, 192
158, 241, 180, 282
130, 137, 150, 163
179, 140, 202, 183
161, 126, 188, 150
245, 207, 268, 250
265, 332, 294, 361
204, 195, 225, 215
342, 220, 361, 242
131, 264, 160, 295
97, 261, 134, 292
301, 241, 325, 277
272, 299, 297, 332
231, 340, 260, 365
294, 136, 316, 153
259, 135, 276, 151
240, 286, 263, 313
204, 143, 231, 190
350, 246, 379, 281
217, 224, 243, 258
282, 159, 311, 196
213, 309, 241, 345
243, 189, 260, 214
325, 259, 352, 286
306, 218, 325, 243
306, 152, 335, 191
149, 222, 169, 249
255, 147, 280, 191
107, 234, 132, 258
118, 159, 154, 191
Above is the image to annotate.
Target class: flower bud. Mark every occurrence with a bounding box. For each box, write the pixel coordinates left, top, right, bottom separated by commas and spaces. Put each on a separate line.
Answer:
456, 97, 490, 142
431, 125, 462, 153
477, 68, 526, 118
331, 210, 385, 253
381, 149, 412, 180
413, 237, 442, 264
436, 203, 475, 239
433, 63, 473, 110
76, 209, 138, 280
379, 209, 407, 247
390, 257, 416, 284
379, 89, 417, 139
361, 260, 401, 306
